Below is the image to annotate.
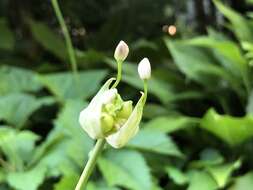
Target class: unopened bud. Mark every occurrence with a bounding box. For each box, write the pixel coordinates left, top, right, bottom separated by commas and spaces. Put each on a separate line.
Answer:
101, 113, 114, 134
114, 41, 129, 62
138, 58, 151, 80
118, 101, 133, 118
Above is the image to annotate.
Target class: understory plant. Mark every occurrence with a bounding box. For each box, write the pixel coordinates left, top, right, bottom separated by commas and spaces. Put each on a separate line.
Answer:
76, 41, 151, 189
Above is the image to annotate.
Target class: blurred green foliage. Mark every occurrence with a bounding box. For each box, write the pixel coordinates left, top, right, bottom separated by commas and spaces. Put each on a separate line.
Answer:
1, 0, 253, 190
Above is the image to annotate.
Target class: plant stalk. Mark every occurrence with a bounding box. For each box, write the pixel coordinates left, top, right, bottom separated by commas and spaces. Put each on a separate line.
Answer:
111, 61, 122, 88
75, 139, 106, 190
51, 0, 78, 76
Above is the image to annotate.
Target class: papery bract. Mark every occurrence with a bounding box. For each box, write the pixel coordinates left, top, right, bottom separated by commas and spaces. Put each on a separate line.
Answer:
106, 92, 145, 148
79, 78, 115, 139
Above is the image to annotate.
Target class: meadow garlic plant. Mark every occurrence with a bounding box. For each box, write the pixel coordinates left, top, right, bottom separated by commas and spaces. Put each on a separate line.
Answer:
75, 41, 151, 190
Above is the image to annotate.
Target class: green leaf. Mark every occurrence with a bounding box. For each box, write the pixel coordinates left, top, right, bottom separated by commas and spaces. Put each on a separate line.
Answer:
33, 100, 93, 177
165, 40, 234, 88
166, 166, 188, 185
0, 18, 15, 50
54, 100, 93, 167
213, 0, 253, 42
190, 149, 224, 168
0, 93, 54, 128
186, 37, 249, 93
123, 74, 175, 104
87, 181, 120, 190
187, 37, 247, 77
200, 108, 253, 146
7, 163, 47, 190
144, 116, 197, 134
229, 172, 253, 190
128, 129, 183, 157
187, 170, 218, 190
0, 127, 39, 170
38, 70, 108, 101
0, 168, 5, 183
54, 173, 78, 190
206, 160, 241, 188
98, 149, 152, 190
0, 66, 42, 95
29, 19, 67, 61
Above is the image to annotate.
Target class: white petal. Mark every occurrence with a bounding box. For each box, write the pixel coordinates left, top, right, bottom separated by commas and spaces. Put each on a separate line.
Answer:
79, 78, 115, 139
101, 89, 118, 104
106, 92, 145, 148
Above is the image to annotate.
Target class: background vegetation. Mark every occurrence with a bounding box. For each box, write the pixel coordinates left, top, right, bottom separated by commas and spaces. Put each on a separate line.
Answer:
1, 0, 253, 189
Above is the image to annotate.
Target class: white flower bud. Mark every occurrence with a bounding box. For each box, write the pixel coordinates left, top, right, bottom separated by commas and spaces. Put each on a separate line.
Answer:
114, 41, 129, 62
138, 58, 151, 80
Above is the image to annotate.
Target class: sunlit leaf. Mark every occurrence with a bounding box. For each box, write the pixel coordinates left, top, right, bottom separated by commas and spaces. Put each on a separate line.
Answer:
128, 129, 183, 157
166, 166, 188, 185
7, 163, 47, 190
0, 93, 54, 128
0, 66, 42, 95
98, 149, 152, 190
38, 70, 108, 101
0, 127, 39, 170
187, 170, 218, 190
214, 0, 253, 42
206, 160, 241, 188
229, 172, 253, 190
144, 116, 197, 134
200, 108, 253, 146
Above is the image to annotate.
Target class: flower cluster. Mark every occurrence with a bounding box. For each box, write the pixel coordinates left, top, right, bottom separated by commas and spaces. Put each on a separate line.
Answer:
79, 41, 151, 148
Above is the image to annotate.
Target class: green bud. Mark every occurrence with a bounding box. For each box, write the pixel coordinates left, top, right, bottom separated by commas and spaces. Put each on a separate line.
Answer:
101, 113, 114, 134
117, 101, 133, 118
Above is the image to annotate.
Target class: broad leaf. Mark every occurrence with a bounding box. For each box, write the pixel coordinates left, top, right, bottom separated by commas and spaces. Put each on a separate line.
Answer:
144, 116, 196, 133
0, 127, 39, 170
166, 166, 188, 185
214, 0, 253, 42
7, 163, 47, 190
38, 70, 108, 101
0, 66, 42, 95
54, 173, 78, 190
98, 149, 152, 190
206, 160, 241, 188
166, 40, 235, 89
29, 19, 67, 61
187, 170, 218, 190
128, 129, 183, 157
200, 108, 253, 146
229, 172, 253, 190
0, 93, 54, 128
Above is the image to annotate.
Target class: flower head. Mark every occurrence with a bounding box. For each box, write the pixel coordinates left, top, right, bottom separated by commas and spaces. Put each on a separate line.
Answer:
79, 42, 151, 148
138, 58, 151, 80
79, 78, 146, 148
114, 41, 129, 62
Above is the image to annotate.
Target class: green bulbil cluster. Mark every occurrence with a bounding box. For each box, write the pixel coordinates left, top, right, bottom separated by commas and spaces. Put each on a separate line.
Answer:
101, 93, 133, 136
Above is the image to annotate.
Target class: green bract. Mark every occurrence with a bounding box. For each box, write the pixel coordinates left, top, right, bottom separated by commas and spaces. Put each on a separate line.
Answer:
79, 78, 146, 148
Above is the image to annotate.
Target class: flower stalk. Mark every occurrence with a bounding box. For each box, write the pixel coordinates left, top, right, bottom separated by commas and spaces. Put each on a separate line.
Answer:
51, 0, 78, 77
74, 139, 106, 190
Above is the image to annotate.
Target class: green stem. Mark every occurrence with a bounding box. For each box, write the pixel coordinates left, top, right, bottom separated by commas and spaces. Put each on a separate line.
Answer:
75, 139, 106, 190
51, 0, 78, 76
111, 61, 122, 88
143, 79, 148, 103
